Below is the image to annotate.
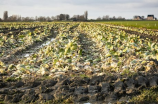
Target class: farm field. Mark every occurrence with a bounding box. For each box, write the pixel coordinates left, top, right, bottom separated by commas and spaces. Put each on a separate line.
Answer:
0, 22, 158, 103
96, 20, 158, 29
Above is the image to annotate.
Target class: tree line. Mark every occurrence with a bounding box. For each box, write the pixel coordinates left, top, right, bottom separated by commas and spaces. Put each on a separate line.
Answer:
96, 15, 125, 20
1, 11, 88, 22
0, 11, 126, 22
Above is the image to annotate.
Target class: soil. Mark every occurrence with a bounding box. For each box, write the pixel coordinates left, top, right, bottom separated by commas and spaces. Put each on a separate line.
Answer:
0, 70, 158, 104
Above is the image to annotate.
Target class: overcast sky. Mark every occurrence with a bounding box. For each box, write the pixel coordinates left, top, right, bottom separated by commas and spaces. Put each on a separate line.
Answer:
0, 0, 158, 19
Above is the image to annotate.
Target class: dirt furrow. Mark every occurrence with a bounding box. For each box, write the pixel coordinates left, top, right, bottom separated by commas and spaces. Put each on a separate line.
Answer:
1, 69, 158, 104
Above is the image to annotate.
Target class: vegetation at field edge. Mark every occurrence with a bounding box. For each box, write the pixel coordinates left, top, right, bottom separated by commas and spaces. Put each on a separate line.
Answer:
92, 20, 158, 29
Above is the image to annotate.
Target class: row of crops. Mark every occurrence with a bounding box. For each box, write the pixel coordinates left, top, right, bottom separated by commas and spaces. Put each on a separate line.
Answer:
0, 23, 82, 78
79, 23, 158, 73
0, 23, 52, 59
0, 22, 158, 80
103, 24, 158, 37
97, 21, 158, 30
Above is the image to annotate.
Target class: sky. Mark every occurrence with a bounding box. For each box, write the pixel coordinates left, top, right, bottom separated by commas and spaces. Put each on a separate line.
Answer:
0, 0, 158, 19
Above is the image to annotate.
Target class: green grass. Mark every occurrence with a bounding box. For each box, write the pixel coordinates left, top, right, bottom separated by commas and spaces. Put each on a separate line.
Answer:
121, 69, 138, 77
70, 73, 90, 78
130, 86, 158, 103
93, 20, 158, 29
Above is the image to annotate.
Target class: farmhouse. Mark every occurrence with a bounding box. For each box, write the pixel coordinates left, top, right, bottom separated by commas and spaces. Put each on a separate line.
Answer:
147, 15, 154, 20
133, 16, 142, 20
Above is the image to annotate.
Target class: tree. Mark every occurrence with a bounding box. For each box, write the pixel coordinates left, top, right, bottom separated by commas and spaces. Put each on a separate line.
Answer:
38, 16, 46, 21
35, 16, 38, 21
51, 16, 55, 20
56, 15, 60, 20
8, 15, 18, 21
113, 16, 116, 20
46, 16, 51, 22
84, 11, 88, 20
76, 15, 79, 20
96, 17, 101, 20
141, 16, 145, 20
3, 11, 8, 21
117, 16, 122, 20
59, 14, 65, 20
65, 14, 70, 20
102, 15, 109, 20
17, 15, 21, 21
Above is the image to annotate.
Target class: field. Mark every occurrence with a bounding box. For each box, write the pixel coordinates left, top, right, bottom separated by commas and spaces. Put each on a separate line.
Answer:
0, 22, 158, 103
95, 20, 158, 29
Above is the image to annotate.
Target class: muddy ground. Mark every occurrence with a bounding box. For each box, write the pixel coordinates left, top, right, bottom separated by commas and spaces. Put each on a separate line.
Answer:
1, 70, 158, 104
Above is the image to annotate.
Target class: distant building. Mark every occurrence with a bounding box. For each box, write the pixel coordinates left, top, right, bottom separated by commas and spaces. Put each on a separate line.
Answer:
133, 16, 142, 20
147, 15, 154, 20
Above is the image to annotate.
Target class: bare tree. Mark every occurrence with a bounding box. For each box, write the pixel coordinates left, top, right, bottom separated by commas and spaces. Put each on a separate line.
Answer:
117, 16, 122, 20
17, 15, 21, 21
96, 17, 102, 20
3, 11, 8, 21
77, 15, 79, 20
38, 16, 46, 21
51, 16, 55, 20
84, 11, 88, 20
113, 16, 116, 20
46, 16, 51, 22
65, 14, 70, 20
8, 15, 18, 21
56, 15, 60, 20
105, 15, 109, 20
35, 16, 38, 21
102, 15, 110, 20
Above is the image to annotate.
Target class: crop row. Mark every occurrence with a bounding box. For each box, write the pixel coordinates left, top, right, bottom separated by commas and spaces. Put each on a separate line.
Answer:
0, 23, 81, 78
103, 24, 158, 38
0, 22, 158, 80
78, 23, 158, 74
0, 23, 72, 61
